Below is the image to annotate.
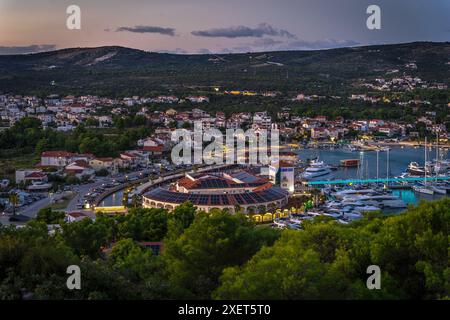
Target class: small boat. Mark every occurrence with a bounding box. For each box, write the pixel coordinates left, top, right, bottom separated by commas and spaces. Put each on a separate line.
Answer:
273, 220, 287, 229
430, 185, 447, 195
289, 217, 303, 224
345, 145, 360, 152
379, 200, 407, 208
353, 205, 381, 213
412, 185, 434, 195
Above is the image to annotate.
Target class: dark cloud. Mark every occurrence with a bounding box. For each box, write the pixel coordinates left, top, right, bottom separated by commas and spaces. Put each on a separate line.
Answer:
191, 23, 296, 39
116, 25, 176, 36
0, 44, 57, 55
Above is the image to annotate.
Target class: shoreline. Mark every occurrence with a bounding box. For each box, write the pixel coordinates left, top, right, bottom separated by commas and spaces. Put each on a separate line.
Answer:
282, 141, 450, 150
377, 141, 450, 148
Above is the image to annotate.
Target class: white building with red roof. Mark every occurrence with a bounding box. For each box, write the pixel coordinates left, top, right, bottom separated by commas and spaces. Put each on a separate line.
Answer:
40, 151, 94, 167
15, 169, 48, 184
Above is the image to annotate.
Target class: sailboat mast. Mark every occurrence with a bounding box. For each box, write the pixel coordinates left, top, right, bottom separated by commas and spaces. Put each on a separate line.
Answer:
376, 150, 380, 181
424, 137, 427, 185
435, 132, 439, 181
386, 148, 390, 183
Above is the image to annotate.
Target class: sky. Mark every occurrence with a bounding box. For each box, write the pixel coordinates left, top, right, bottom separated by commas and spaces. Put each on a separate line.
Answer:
0, 0, 449, 54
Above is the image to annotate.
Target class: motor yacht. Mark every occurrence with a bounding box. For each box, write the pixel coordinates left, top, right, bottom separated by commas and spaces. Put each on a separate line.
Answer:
300, 160, 333, 180
407, 162, 429, 176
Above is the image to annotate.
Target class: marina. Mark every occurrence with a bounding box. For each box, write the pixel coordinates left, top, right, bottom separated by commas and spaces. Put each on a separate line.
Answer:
102, 146, 450, 217
271, 144, 450, 230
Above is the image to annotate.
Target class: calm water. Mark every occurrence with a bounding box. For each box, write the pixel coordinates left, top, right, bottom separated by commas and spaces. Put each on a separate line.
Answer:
296, 146, 449, 180
296, 146, 450, 205
100, 190, 124, 207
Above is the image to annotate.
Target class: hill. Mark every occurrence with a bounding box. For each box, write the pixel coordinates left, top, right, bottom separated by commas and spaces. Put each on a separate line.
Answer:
0, 42, 449, 96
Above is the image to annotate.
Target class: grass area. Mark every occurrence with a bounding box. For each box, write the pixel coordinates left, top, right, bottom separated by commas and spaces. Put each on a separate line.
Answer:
0, 153, 39, 182
46, 192, 76, 210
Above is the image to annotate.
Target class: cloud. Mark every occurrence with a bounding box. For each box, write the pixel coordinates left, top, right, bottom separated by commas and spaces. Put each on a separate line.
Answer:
0, 44, 57, 55
116, 25, 176, 36
191, 23, 296, 39
280, 39, 361, 50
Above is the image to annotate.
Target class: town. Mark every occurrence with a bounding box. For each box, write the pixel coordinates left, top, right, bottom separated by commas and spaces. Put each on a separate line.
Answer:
0, 84, 449, 227
1, 0, 449, 302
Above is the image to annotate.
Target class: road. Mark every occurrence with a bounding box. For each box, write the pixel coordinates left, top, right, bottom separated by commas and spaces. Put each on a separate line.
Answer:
65, 171, 148, 212
4, 169, 161, 222
17, 197, 52, 218
65, 178, 109, 212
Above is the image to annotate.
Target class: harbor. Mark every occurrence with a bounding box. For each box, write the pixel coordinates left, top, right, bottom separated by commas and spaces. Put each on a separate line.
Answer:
271, 144, 450, 230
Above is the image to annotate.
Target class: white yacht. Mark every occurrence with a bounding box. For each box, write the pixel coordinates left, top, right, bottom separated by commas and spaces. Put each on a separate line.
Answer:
300, 160, 333, 180
407, 162, 428, 176
333, 189, 376, 198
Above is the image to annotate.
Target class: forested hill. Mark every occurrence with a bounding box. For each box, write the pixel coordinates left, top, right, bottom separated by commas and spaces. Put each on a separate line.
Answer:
0, 42, 449, 96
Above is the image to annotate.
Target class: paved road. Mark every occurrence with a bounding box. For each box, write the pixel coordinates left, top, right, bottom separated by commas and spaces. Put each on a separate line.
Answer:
65, 171, 148, 212
17, 195, 53, 218
0, 170, 155, 226
65, 178, 109, 212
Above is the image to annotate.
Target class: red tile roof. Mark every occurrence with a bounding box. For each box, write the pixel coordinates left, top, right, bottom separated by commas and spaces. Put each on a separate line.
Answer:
143, 145, 164, 152
94, 157, 114, 162
25, 172, 46, 178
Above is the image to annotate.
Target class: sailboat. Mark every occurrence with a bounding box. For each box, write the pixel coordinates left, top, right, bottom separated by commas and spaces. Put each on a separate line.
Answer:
430, 133, 447, 195
413, 138, 434, 195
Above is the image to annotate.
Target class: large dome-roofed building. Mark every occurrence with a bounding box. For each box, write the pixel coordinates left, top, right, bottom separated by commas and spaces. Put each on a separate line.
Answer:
142, 170, 289, 213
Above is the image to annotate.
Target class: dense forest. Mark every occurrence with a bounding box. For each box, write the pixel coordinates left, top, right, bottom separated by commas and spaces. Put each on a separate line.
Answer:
0, 199, 448, 300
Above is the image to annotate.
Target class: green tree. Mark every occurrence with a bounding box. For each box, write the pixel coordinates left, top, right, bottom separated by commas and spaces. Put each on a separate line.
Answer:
163, 210, 280, 298
117, 208, 169, 241
36, 208, 65, 224
214, 199, 450, 300
59, 218, 110, 258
